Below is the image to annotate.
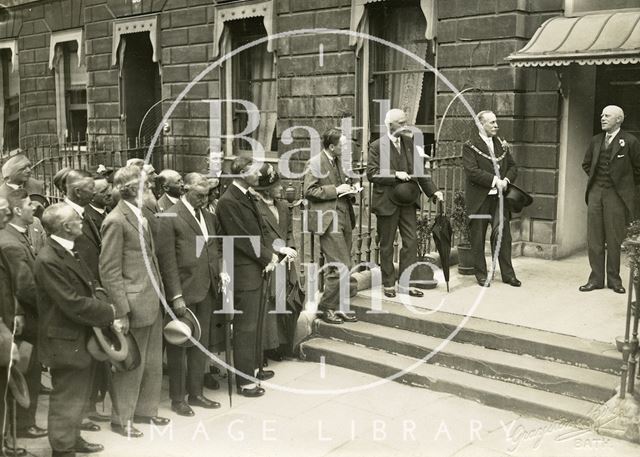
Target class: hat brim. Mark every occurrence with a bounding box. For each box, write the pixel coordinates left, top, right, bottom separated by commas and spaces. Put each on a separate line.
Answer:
389, 181, 421, 206
163, 308, 202, 348
91, 326, 129, 362
9, 366, 30, 409
111, 332, 141, 372
505, 183, 533, 213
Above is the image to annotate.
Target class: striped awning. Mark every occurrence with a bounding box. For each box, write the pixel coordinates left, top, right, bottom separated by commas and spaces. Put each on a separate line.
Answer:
507, 11, 640, 67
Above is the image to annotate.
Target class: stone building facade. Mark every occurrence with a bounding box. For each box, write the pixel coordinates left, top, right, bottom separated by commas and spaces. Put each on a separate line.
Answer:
1, 0, 638, 259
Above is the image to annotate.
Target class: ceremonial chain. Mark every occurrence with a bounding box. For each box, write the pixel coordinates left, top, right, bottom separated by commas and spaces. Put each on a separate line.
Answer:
465, 141, 508, 162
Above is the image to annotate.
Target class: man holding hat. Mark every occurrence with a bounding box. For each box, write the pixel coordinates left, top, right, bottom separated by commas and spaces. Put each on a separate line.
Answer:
367, 109, 443, 298
462, 110, 520, 287
157, 173, 223, 416
34, 203, 118, 457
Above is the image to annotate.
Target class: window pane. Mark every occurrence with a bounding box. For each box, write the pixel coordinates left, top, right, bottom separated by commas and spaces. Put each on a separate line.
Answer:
68, 50, 88, 86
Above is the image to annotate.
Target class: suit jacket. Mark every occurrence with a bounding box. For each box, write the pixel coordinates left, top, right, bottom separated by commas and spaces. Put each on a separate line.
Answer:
217, 184, 273, 291
303, 152, 356, 233
255, 198, 294, 250
366, 135, 437, 216
34, 238, 114, 370
0, 247, 19, 336
582, 129, 640, 218
157, 200, 220, 306
67, 203, 103, 282
0, 225, 38, 343
99, 200, 164, 328
462, 134, 518, 215
157, 194, 179, 213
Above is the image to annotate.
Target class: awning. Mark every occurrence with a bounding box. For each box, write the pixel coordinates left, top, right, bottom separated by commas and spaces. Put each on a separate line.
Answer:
507, 11, 640, 67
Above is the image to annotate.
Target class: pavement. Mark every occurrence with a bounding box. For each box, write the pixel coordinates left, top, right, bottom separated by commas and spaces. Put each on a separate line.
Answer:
359, 252, 630, 344
22, 358, 640, 457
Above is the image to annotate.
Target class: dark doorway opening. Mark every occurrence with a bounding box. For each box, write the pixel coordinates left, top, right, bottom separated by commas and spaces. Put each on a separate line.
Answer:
121, 32, 161, 145
594, 64, 640, 138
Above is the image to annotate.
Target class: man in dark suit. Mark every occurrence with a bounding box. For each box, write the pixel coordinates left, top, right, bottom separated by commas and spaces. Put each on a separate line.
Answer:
156, 169, 184, 213
216, 157, 277, 398
304, 128, 360, 323
0, 196, 27, 457
580, 105, 640, 294
85, 176, 111, 229
157, 173, 222, 416
367, 110, 443, 298
35, 203, 117, 457
462, 110, 519, 287
0, 190, 47, 440
100, 166, 169, 437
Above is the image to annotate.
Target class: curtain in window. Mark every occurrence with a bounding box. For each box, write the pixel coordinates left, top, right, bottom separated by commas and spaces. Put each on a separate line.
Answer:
53, 45, 67, 145
385, 11, 428, 125
250, 44, 277, 151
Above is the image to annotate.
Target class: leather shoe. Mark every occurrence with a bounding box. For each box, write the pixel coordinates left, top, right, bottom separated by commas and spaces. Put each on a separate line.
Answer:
203, 373, 220, 390
335, 311, 358, 322
321, 310, 343, 325
188, 395, 221, 409
476, 277, 490, 287
265, 349, 284, 362
503, 277, 522, 287
79, 421, 100, 432
383, 287, 396, 298
4, 446, 27, 457
88, 411, 111, 423
73, 437, 104, 454
256, 369, 274, 381
171, 400, 195, 417
110, 423, 143, 438
16, 425, 47, 438
579, 283, 603, 292
612, 286, 626, 294
399, 287, 424, 297
133, 415, 171, 426
237, 385, 265, 397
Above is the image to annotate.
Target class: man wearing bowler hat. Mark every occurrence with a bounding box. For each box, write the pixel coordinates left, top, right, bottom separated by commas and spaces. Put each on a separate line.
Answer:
463, 110, 520, 287
157, 173, 223, 416
367, 109, 443, 298
580, 105, 640, 294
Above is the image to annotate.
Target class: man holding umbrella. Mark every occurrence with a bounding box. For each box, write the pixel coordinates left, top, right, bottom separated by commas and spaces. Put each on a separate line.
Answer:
367, 108, 443, 298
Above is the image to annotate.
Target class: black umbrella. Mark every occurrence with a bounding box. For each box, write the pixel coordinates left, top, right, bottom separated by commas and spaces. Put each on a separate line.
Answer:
430, 201, 453, 292
254, 270, 272, 379
221, 284, 234, 407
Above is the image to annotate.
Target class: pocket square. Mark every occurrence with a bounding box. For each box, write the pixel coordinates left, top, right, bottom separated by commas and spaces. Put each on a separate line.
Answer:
617, 154, 625, 158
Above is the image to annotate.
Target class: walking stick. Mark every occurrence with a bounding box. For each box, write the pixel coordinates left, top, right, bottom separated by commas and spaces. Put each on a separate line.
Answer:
222, 282, 234, 408
254, 270, 272, 379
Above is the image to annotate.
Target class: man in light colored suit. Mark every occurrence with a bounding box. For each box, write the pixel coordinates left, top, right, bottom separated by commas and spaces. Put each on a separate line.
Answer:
99, 166, 169, 438
157, 173, 223, 416
580, 105, 640, 294
0, 154, 44, 200
303, 128, 358, 325
156, 170, 184, 213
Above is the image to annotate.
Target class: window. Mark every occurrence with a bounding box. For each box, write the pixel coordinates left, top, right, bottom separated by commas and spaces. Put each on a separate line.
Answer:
50, 29, 87, 146
366, 0, 435, 144
1, 48, 19, 151
222, 17, 277, 156
565, 0, 639, 16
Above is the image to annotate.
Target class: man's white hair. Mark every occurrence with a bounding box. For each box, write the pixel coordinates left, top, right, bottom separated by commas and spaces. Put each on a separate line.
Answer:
384, 108, 406, 129
603, 105, 624, 122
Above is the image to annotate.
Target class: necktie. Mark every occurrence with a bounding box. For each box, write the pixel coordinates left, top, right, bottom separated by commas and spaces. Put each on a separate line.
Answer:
194, 208, 202, 223
71, 249, 81, 261
605, 133, 613, 147
333, 158, 343, 183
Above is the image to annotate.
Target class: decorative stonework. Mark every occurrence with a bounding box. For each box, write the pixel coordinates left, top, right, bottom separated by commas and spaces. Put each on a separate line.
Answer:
212, 0, 273, 59
48, 28, 83, 70
111, 14, 159, 66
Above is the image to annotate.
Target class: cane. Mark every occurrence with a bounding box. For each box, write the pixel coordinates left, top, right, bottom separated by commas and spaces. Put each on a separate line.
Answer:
254, 270, 272, 378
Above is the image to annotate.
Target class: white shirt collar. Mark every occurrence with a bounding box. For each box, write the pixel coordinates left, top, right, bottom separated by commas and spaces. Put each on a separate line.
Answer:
233, 181, 248, 194
123, 200, 144, 220
180, 196, 198, 217
166, 194, 179, 204
606, 128, 621, 139
5, 182, 19, 190
8, 223, 26, 234
387, 132, 400, 145
323, 149, 336, 164
50, 234, 74, 253
89, 204, 105, 215
64, 197, 85, 217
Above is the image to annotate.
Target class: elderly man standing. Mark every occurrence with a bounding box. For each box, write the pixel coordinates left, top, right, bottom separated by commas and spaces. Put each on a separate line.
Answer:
217, 157, 278, 398
100, 166, 169, 437
367, 109, 443, 298
463, 110, 519, 287
35, 204, 117, 457
0, 190, 48, 440
581, 105, 640, 294
156, 169, 184, 212
157, 173, 224, 416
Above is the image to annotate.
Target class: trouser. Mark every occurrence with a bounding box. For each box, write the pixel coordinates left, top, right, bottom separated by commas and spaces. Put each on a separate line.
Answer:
15, 342, 39, 430
318, 206, 355, 311
167, 291, 213, 401
376, 205, 417, 288
233, 287, 261, 388
469, 195, 515, 281
49, 364, 93, 453
587, 184, 627, 288
110, 311, 163, 426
